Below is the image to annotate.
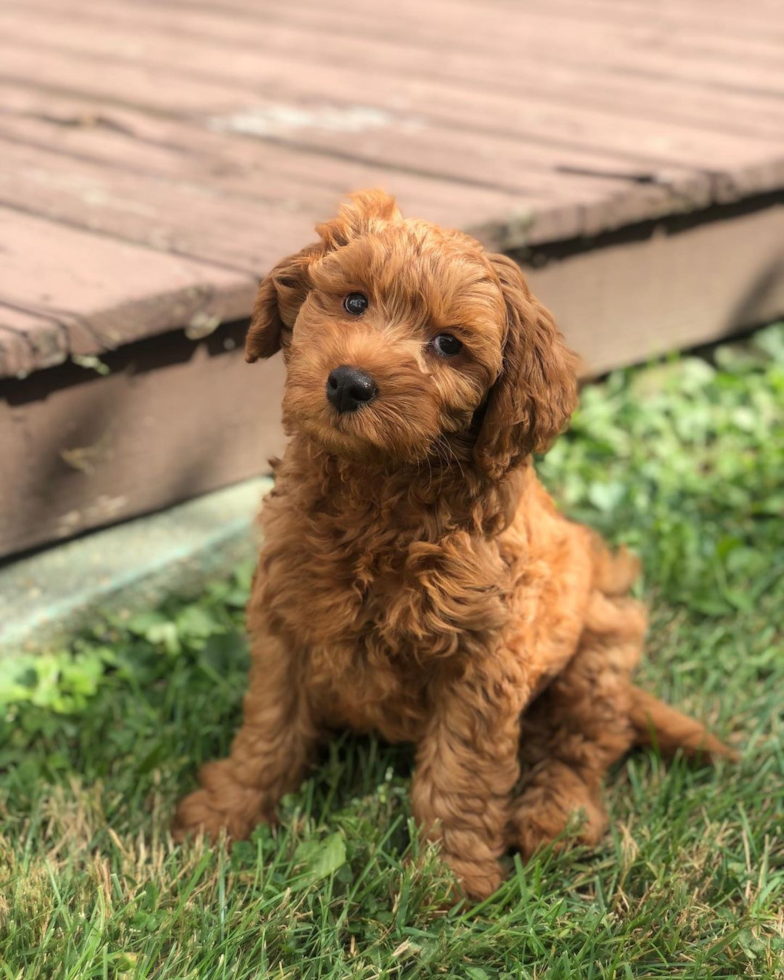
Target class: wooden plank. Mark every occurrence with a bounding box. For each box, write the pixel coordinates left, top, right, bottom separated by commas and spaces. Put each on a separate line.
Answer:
0, 86, 542, 234
0, 96, 723, 269
0, 307, 68, 378
19, 0, 784, 75
0, 322, 286, 557
1, 41, 775, 251
0, 206, 257, 374
9, 0, 783, 100
270, 0, 784, 85
0, 6, 780, 209
526, 202, 784, 376
0, 44, 662, 197
0, 37, 715, 199
0, 136, 321, 275
297, 0, 784, 59
10, 0, 784, 72
70, 0, 784, 46
556, 0, 784, 41
4, 2, 784, 145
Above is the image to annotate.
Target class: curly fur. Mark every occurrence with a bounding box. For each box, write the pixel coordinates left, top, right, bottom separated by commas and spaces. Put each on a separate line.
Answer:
174, 191, 734, 899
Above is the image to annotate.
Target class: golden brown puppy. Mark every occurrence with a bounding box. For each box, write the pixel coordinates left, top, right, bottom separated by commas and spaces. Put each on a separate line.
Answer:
173, 191, 733, 899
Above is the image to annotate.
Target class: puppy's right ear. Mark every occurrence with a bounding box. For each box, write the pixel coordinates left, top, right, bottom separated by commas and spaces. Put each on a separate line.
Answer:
246, 190, 400, 361
245, 243, 322, 362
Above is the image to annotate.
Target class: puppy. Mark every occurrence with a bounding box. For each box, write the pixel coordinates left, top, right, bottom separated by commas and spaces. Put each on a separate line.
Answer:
174, 191, 733, 899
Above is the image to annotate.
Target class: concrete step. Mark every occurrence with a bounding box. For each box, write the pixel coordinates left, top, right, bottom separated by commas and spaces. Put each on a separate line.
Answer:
0, 477, 271, 656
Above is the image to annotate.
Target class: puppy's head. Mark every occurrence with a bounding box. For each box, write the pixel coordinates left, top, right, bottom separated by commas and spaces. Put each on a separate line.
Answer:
246, 190, 577, 477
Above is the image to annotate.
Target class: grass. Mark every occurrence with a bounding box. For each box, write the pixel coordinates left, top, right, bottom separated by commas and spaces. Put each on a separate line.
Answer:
1, 324, 783, 979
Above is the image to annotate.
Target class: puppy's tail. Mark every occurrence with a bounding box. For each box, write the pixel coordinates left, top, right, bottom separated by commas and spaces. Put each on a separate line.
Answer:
630, 686, 738, 762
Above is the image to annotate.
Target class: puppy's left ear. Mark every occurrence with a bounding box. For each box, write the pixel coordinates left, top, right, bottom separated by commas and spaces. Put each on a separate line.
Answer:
474, 254, 578, 478
245, 243, 322, 362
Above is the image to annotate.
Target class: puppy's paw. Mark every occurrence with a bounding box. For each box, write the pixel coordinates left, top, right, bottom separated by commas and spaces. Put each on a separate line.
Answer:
172, 763, 268, 844
171, 789, 215, 843
511, 775, 608, 860
172, 788, 240, 843
446, 855, 504, 902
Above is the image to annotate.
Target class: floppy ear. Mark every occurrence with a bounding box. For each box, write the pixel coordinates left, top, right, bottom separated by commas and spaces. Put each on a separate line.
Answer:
246, 190, 401, 362
474, 254, 578, 478
245, 243, 323, 363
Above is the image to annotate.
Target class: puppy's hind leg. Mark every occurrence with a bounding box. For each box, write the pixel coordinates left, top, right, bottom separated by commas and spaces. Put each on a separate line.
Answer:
173, 623, 319, 844
509, 592, 646, 859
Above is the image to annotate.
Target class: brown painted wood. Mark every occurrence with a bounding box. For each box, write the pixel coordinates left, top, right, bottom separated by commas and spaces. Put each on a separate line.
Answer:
0, 87, 538, 234
0, 206, 257, 377
2, 6, 782, 165
0, 322, 286, 556
0, 39, 713, 205
0, 307, 69, 378
7, 0, 783, 106
527, 201, 784, 376
0, 137, 317, 275
8, 0, 782, 113
0, 112, 710, 254
10, 0, 784, 83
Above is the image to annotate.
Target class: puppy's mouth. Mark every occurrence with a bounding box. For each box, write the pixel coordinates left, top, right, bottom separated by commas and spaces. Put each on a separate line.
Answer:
283, 368, 443, 464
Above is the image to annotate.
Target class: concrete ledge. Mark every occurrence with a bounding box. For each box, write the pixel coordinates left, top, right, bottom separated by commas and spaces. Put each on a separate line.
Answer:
0, 477, 271, 657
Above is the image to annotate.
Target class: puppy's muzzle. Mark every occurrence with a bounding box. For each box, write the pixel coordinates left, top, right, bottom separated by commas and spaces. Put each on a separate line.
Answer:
326, 365, 378, 414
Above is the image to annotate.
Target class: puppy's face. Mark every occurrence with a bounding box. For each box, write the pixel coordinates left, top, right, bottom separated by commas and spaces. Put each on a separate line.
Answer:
281, 224, 505, 463
247, 192, 577, 476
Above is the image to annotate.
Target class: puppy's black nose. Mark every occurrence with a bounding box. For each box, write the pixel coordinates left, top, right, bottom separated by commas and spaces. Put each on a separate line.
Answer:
326, 365, 377, 413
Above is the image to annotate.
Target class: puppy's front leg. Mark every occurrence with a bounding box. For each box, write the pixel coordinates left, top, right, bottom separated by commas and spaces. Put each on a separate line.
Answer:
411, 663, 527, 900
173, 626, 317, 843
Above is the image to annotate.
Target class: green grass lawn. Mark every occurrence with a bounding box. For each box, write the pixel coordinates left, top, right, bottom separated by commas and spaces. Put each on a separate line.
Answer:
1, 326, 783, 979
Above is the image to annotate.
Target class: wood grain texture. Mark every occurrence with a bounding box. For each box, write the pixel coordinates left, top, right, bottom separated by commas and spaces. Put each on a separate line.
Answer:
0, 323, 286, 556
0, 0, 782, 377
0, 207, 256, 378
527, 202, 784, 376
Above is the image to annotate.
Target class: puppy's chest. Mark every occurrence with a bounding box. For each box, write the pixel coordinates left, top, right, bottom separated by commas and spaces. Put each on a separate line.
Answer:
263, 500, 508, 654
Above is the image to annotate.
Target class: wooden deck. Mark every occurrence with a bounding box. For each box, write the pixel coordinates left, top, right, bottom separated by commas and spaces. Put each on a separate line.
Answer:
1, 0, 783, 556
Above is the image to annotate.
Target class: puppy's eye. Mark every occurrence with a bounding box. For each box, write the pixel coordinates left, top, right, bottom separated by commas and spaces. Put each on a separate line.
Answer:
343, 293, 368, 316
431, 333, 463, 357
